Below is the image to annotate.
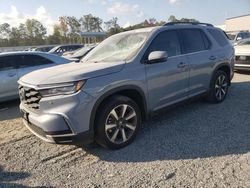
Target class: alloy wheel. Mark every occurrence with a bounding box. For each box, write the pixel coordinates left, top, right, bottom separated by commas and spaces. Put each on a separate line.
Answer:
215, 74, 228, 101
105, 104, 137, 144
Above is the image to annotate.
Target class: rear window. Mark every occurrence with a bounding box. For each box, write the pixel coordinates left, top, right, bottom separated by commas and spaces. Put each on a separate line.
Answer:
19, 55, 53, 68
0, 55, 18, 71
208, 29, 229, 47
181, 29, 210, 54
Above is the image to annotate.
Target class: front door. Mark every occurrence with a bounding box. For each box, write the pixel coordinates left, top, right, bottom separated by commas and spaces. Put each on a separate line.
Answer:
145, 30, 189, 111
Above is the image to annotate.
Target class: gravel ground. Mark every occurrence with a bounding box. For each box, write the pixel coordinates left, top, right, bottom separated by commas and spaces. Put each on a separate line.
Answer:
0, 72, 250, 188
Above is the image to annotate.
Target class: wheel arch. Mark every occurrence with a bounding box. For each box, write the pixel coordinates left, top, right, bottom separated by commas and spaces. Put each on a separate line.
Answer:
211, 63, 231, 87
89, 85, 148, 134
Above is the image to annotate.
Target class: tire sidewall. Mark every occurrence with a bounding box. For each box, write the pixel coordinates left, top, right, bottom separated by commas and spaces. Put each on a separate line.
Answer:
210, 70, 229, 103
95, 95, 141, 149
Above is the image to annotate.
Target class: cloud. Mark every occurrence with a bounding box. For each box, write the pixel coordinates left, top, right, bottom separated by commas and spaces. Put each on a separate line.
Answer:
107, 2, 144, 17
168, 0, 182, 4
87, 0, 108, 5
0, 5, 56, 35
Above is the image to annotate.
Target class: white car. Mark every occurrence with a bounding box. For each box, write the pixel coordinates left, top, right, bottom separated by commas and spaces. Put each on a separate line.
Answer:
234, 39, 250, 71
0, 51, 71, 102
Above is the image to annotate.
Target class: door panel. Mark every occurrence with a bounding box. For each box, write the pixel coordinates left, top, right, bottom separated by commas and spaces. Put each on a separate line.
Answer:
0, 56, 19, 100
186, 51, 215, 96
144, 30, 189, 111
146, 56, 189, 111
180, 29, 214, 96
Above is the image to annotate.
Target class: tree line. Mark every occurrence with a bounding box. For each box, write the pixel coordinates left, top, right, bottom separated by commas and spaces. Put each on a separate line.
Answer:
0, 15, 198, 47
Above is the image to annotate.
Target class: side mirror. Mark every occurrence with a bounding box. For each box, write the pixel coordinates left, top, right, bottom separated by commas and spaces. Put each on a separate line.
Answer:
147, 51, 168, 64
236, 37, 242, 41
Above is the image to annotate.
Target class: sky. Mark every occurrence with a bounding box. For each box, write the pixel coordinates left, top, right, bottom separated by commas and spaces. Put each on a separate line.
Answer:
0, 0, 249, 34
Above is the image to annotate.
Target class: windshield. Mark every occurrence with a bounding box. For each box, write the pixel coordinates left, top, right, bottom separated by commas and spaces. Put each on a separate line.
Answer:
49, 46, 59, 52
73, 47, 91, 57
82, 32, 149, 63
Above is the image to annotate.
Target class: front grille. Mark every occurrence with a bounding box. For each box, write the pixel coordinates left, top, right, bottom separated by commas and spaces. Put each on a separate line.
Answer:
19, 85, 42, 110
235, 56, 250, 65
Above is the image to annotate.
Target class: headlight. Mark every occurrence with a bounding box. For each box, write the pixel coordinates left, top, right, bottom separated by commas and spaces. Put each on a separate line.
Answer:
39, 80, 86, 97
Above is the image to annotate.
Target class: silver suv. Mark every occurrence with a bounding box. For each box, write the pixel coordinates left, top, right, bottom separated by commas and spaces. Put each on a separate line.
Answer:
19, 22, 234, 149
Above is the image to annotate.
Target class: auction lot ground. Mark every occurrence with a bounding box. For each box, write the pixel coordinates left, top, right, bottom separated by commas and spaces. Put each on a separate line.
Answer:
0, 72, 249, 188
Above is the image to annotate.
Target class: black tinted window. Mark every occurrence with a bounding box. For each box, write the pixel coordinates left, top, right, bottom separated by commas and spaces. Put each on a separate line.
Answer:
0, 55, 18, 71
242, 32, 250, 39
208, 29, 229, 47
201, 31, 211, 50
19, 55, 53, 68
181, 29, 208, 53
147, 30, 181, 57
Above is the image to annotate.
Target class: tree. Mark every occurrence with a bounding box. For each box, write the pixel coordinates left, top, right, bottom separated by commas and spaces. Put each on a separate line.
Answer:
47, 24, 62, 44
66, 16, 81, 43
8, 27, 21, 46
0, 23, 11, 39
58, 16, 69, 43
148, 18, 157, 26
104, 17, 121, 35
168, 15, 178, 22
25, 19, 47, 45
26, 19, 46, 38
168, 15, 199, 23
80, 14, 103, 32
66, 16, 81, 34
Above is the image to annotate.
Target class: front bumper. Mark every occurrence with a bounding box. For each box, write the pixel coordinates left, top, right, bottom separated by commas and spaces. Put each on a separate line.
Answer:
234, 64, 250, 71
19, 89, 95, 145
22, 118, 93, 144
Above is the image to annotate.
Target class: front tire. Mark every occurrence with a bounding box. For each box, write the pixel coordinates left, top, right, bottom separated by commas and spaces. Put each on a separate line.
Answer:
206, 70, 229, 103
95, 95, 141, 149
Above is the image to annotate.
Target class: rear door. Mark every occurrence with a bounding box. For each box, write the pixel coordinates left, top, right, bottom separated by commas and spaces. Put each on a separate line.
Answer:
0, 55, 19, 99
17, 54, 54, 79
180, 29, 214, 97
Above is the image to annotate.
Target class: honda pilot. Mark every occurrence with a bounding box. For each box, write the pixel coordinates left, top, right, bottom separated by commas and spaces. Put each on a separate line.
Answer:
19, 22, 234, 149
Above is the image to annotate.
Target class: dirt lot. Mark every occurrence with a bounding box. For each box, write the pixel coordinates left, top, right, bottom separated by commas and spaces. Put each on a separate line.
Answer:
0, 72, 250, 188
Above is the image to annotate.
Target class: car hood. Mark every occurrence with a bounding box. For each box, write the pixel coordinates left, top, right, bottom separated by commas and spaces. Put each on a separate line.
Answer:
19, 61, 125, 86
235, 45, 250, 55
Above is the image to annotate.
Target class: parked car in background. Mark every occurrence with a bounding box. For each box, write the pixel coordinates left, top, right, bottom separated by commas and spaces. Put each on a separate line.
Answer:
63, 45, 96, 62
227, 31, 250, 45
19, 22, 234, 149
0, 52, 71, 102
234, 38, 250, 71
32, 45, 56, 52
49, 44, 84, 56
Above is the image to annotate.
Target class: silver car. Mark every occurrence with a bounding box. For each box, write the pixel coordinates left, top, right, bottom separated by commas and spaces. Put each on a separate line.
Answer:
0, 52, 70, 102
19, 23, 234, 149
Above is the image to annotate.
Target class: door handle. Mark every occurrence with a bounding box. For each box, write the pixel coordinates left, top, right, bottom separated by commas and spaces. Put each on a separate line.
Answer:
177, 62, 187, 68
209, 56, 216, 61
8, 72, 16, 77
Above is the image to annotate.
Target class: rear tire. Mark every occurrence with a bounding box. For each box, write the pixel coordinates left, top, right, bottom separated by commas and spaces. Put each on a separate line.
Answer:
95, 95, 141, 149
206, 70, 229, 103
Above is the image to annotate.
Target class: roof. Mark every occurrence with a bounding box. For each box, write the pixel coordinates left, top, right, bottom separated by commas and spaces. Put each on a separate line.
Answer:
0, 51, 49, 56
164, 22, 213, 27
227, 14, 250, 20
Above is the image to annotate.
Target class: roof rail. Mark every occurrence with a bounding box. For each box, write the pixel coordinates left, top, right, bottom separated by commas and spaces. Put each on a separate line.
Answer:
164, 22, 214, 27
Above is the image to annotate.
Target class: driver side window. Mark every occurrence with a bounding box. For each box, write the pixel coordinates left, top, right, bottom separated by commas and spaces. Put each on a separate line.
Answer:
147, 30, 181, 58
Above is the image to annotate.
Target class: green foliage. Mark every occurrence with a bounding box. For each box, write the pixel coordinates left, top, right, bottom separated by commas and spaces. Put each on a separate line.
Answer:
0, 15, 200, 47
80, 14, 103, 32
